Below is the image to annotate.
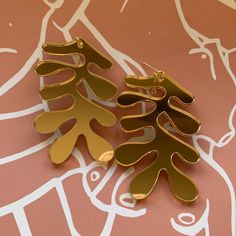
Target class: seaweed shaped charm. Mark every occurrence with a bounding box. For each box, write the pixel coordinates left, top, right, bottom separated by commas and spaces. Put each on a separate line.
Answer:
35, 38, 117, 164
115, 71, 201, 202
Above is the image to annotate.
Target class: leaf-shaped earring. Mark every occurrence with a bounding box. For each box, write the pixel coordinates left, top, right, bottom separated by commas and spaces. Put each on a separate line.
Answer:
35, 37, 117, 164
115, 65, 201, 202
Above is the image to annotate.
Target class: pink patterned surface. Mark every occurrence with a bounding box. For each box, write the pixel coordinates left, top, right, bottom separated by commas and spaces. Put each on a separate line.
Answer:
0, 0, 235, 235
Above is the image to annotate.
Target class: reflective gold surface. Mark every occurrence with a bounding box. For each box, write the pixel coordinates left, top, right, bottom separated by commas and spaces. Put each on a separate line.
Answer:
115, 71, 201, 202
35, 38, 117, 164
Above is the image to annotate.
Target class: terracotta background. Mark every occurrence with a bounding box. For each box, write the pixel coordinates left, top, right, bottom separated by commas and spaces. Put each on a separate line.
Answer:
0, 0, 235, 235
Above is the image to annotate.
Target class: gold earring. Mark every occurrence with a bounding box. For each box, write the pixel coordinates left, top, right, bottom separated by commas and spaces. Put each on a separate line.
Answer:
115, 64, 201, 202
35, 37, 117, 164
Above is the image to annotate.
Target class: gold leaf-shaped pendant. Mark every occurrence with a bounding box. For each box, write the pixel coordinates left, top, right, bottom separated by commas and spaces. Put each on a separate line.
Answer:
35, 37, 117, 164
115, 70, 201, 202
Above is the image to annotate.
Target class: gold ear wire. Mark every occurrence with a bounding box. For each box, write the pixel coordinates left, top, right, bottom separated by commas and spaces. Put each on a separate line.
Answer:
143, 62, 166, 81
143, 62, 158, 71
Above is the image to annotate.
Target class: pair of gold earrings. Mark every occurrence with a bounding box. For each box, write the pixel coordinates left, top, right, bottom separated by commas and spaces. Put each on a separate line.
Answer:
35, 37, 201, 203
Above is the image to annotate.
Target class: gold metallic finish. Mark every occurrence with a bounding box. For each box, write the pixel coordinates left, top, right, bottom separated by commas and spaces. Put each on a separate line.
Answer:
35, 38, 117, 164
115, 71, 201, 202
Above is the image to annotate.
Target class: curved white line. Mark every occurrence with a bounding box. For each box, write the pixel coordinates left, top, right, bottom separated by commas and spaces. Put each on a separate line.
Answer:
80, 14, 146, 76
171, 199, 210, 236
0, 104, 43, 120
175, 0, 236, 86
0, 168, 83, 216
193, 135, 236, 236
0, 135, 56, 165
217, 0, 236, 10
0, 0, 148, 233
0, 7, 56, 96
0, 48, 17, 54
50, 3, 148, 234
120, 0, 129, 14
192, 104, 236, 236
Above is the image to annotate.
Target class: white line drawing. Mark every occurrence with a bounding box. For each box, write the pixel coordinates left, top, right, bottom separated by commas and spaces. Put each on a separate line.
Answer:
0, 135, 56, 165
193, 104, 236, 236
175, 0, 236, 86
0, 48, 17, 54
0, 0, 147, 235
120, 0, 129, 14
174, 1, 236, 235
217, 0, 236, 10
171, 199, 210, 236
0, 0, 235, 235
0, 148, 146, 235
0, 104, 43, 120
0, 0, 64, 96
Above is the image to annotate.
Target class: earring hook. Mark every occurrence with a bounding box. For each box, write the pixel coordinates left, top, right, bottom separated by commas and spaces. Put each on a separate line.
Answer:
143, 62, 166, 81
142, 62, 158, 72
